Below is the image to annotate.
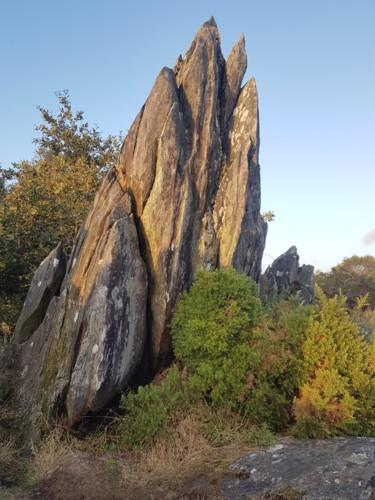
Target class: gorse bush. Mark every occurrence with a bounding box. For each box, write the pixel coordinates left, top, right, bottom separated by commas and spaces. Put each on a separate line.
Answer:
120, 269, 284, 449
119, 364, 276, 450
293, 286, 375, 438
171, 269, 262, 407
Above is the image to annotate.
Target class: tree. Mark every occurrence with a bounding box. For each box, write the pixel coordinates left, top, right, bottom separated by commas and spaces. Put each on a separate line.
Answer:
315, 255, 375, 309
0, 91, 122, 328
33, 90, 120, 174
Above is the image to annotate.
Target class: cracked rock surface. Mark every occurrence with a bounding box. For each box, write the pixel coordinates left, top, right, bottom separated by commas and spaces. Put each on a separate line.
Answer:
222, 437, 375, 499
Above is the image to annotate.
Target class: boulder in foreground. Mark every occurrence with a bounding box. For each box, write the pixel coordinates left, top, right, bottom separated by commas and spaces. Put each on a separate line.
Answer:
222, 437, 375, 499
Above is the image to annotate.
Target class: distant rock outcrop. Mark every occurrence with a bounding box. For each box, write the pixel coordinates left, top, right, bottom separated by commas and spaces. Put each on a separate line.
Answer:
1, 18, 267, 446
261, 246, 314, 304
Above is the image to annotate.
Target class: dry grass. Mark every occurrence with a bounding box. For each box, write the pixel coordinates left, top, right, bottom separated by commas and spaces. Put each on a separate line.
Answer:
0, 436, 20, 475
115, 406, 257, 499
26, 428, 76, 483
0, 434, 25, 499
2, 404, 270, 499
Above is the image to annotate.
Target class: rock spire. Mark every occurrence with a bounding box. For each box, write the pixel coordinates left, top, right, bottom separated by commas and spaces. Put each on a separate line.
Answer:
3, 19, 267, 445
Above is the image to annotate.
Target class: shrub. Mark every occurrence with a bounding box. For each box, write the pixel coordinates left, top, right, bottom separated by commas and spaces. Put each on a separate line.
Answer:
293, 368, 358, 438
293, 287, 375, 437
120, 366, 191, 449
171, 269, 262, 407
171, 269, 314, 430
121, 273, 374, 447
241, 297, 314, 429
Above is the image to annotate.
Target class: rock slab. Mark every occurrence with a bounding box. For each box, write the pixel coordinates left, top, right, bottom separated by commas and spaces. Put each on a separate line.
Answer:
222, 437, 375, 499
14, 243, 66, 344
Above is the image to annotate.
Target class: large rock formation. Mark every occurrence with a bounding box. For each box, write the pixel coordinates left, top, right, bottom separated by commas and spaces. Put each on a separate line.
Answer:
3, 18, 267, 445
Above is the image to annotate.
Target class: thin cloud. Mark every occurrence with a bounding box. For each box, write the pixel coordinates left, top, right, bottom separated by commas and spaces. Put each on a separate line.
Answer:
363, 229, 375, 245
264, 252, 274, 261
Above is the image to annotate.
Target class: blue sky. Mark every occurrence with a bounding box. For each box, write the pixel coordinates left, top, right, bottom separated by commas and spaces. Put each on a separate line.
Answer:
1, 0, 374, 271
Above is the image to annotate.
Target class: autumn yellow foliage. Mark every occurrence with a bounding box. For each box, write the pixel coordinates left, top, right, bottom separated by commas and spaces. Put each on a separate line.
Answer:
293, 286, 375, 438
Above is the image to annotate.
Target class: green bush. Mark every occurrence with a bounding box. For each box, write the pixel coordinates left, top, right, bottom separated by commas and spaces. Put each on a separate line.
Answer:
120, 366, 191, 449
171, 269, 262, 407
119, 271, 374, 448
171, 269, 314, 430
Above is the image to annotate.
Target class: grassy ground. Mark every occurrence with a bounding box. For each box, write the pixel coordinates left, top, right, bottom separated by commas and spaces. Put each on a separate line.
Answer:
0, 405, 274, 500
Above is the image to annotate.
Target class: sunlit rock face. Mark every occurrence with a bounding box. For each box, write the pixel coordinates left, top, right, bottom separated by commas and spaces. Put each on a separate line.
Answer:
16, 172, 148, 444
117, 17, 266, 364
5, 17, 266, 444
